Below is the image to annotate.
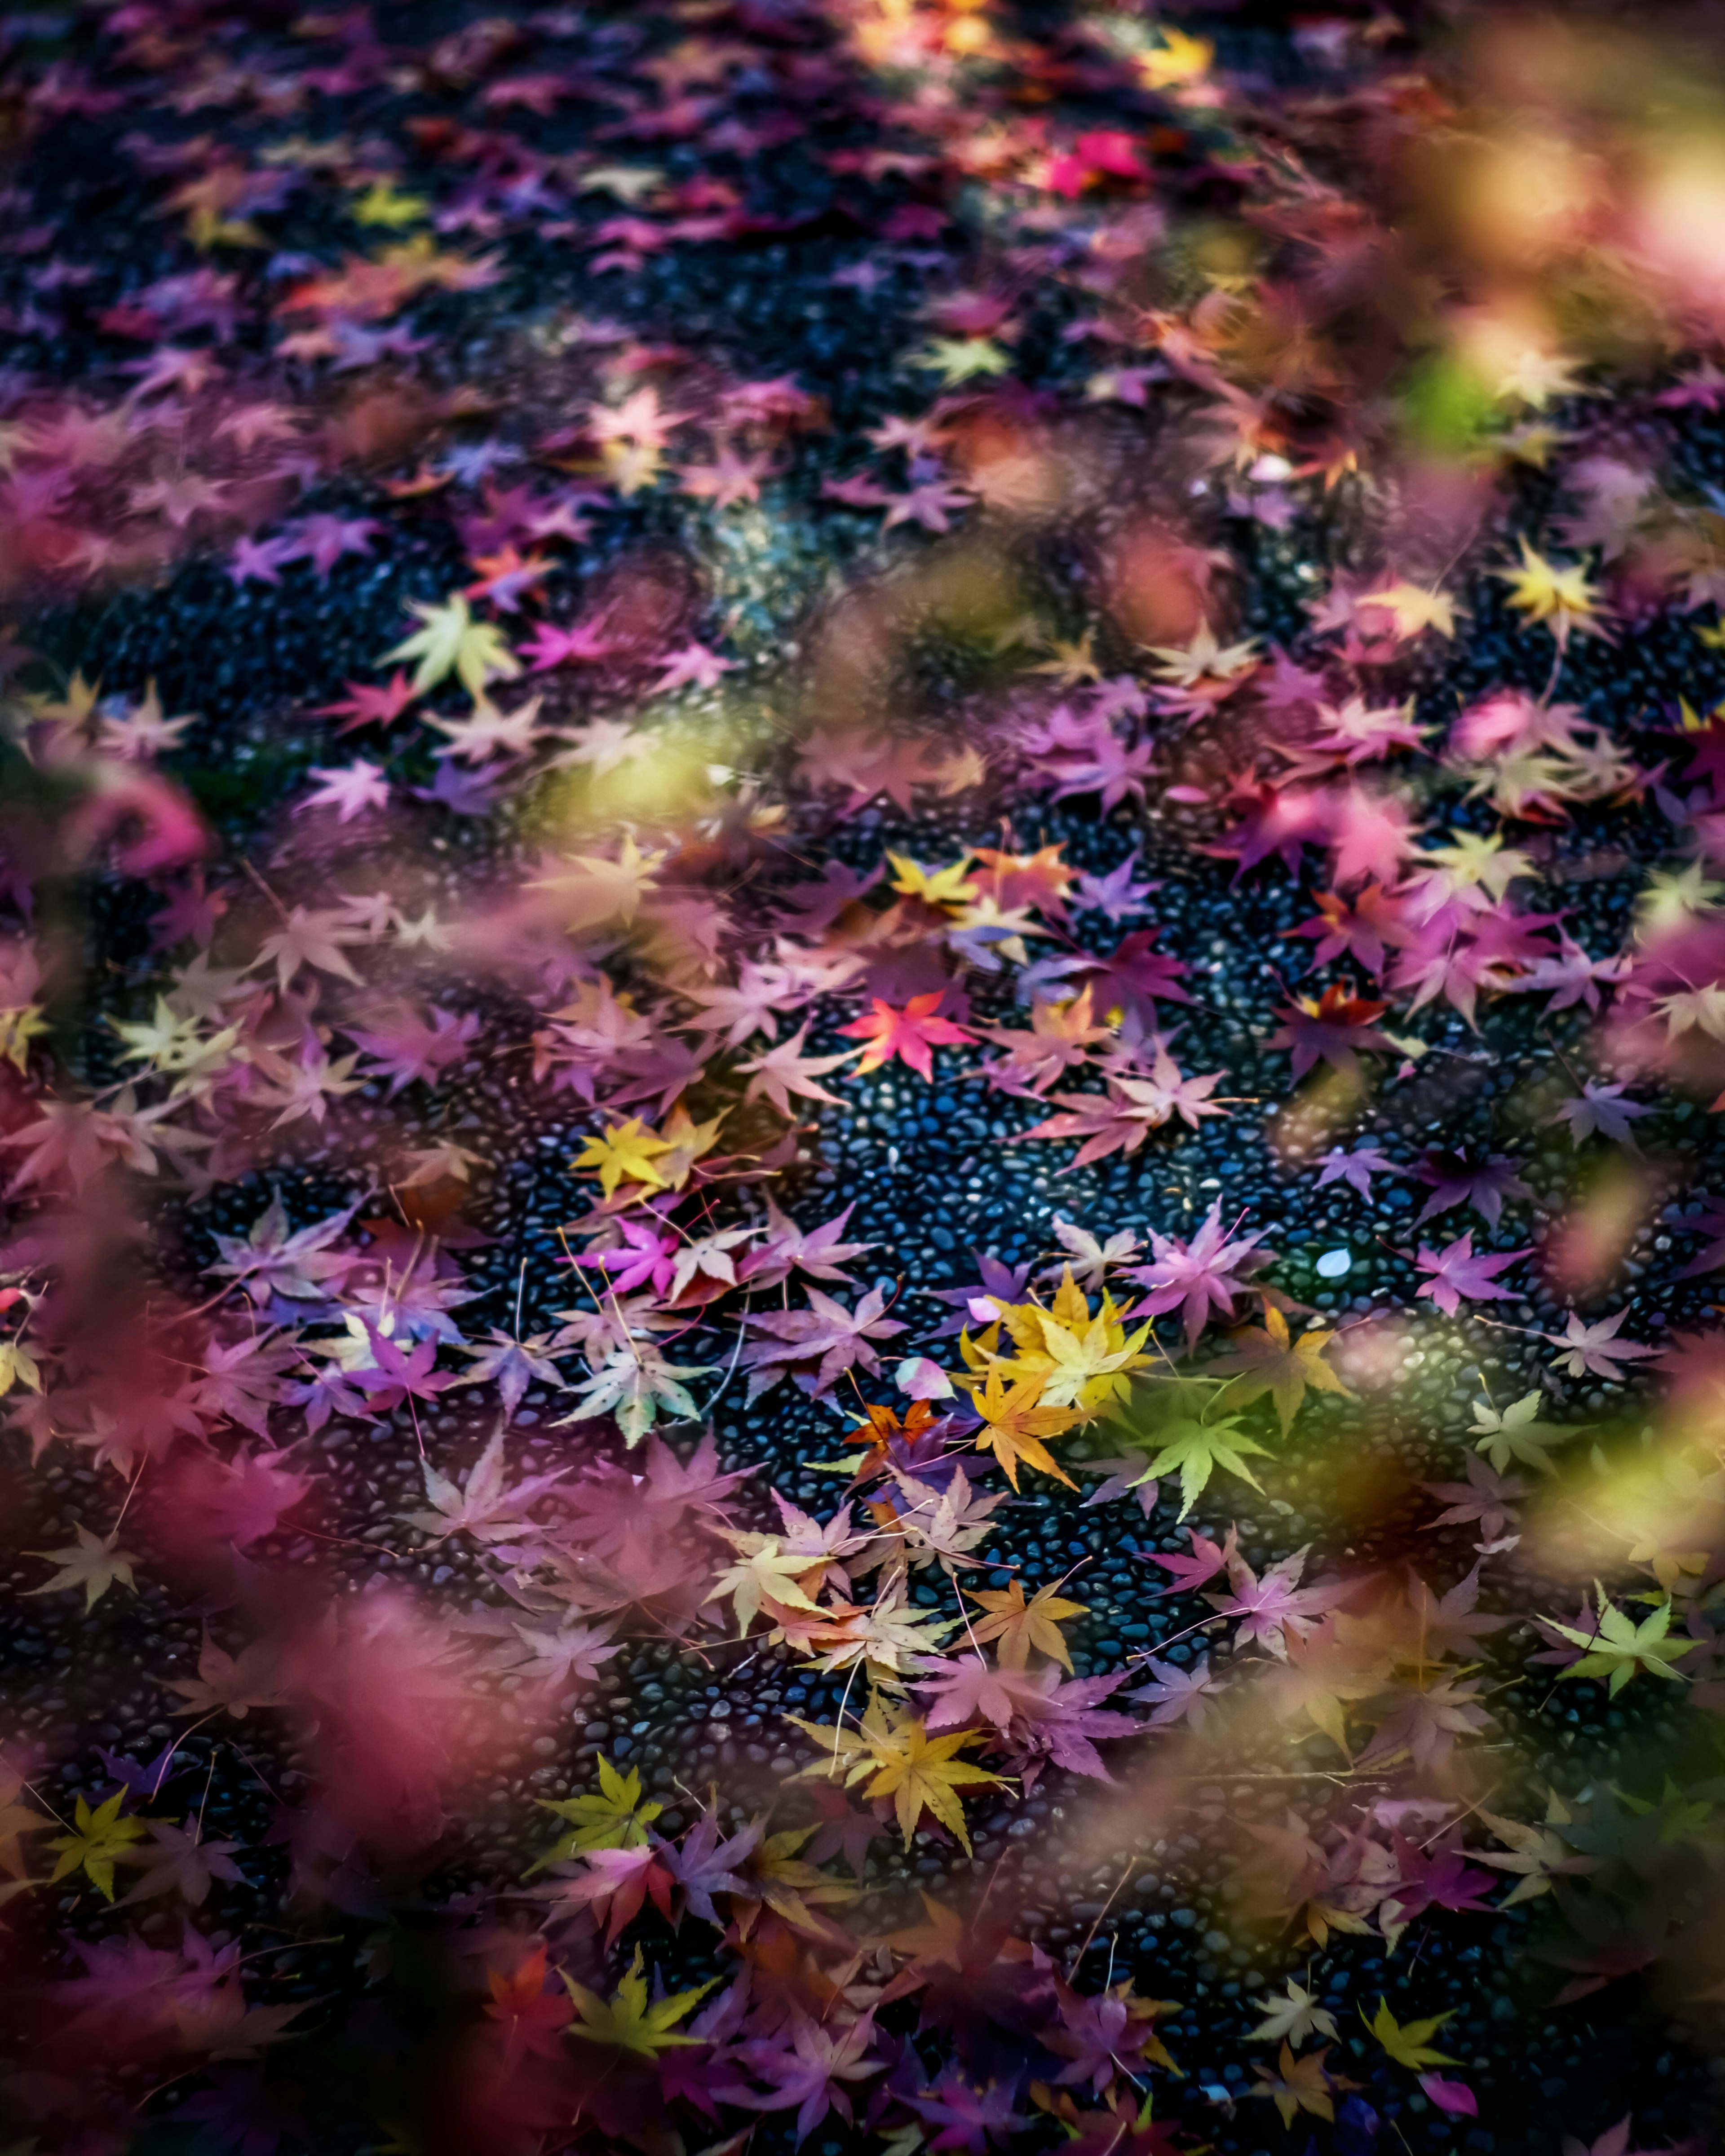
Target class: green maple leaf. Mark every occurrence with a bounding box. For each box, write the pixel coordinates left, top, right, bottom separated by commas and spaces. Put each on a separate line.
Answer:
564, 1944, 715, 2057
380, 594, 520, 698
1130, 1405, 1274, 1519
908, 337, 1010, 385
1470, 1391, 1574, 1475
1541, 1586, 1699, 1697
529, 1754, 662, 1871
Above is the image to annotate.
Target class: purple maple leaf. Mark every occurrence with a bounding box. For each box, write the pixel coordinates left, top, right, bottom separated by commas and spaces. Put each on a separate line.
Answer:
351, 1325, 461, 1410
1126, 1653, 1217, 1728
1411, 1231, 1530, 1317
927, 1251, 1034, 1339
1315, 1143, 1399, 1198
1205, 1547, 1356, 1658
1128, 1202, 1269, 1349
908, 2069, 1030, 2153
1408, 1148, 1531, 1229
662, 1809, 763, 1926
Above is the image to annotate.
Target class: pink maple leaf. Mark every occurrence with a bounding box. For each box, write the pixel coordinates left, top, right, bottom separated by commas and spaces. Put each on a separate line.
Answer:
518, 616, 615, 671
1128, 1201, 1269, 1349
1136, 1522, 1238, 1596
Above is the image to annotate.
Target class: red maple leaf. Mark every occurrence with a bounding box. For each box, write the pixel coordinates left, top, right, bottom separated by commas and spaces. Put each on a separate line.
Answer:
1265, 982, 1394, 1081
836, 994, 974, 1080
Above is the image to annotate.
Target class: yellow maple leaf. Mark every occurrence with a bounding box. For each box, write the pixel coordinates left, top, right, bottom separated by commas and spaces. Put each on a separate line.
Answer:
1362, 1997, 1460, 2072
887, 851, 978, 910
565, 1944, 714, 2057
1495, 538, 1606, 647
1252, 2041, 1346, 2127
1137, 25, 1213, 89
965, 1577, 1089, 1669
787, 1696, 1006, 1851
1359, 582, 1462, 639
970, 1364, 1083, 1490
909, 337, 1011, 386
571, 1116, 673, 1200
47, 1789, 147, 1901
349, 179, 428, 227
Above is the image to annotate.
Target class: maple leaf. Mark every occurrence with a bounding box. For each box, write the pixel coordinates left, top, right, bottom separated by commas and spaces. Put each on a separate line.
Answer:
1409, 1147, 1531, 1229
1326, 785, 1422, 888
788, 1696, 1006, 1851
1129, 1201, 1269, 1349
734, 2008, 885, 2143
1132, 1400, 1274, 1520
25, 1523, 137, 1610
909, 2069, 1031, 2151
1248, 1979, 1340, 2046
911, 336, 1010, 384
1138, 1523, 1238, 1596
345, 1003, 479, 1095
1412, 1231, 1530, 1317
1358, 582, 1461, 638
1469, 1390, 1574, 1475
1314, 1143, 1399, 1198
164, 1636, 287, 1721
46, 1789, 148, 1901
1362, 1997, 1461, 2072
801, 1577, 962, 1683
541, 1841, 677, 1944
252, 905, 365, 991
1495, 538, 1608, 648
1545, 1308, 1659, 1381
1030, 1297, 1156, 1414
660, 1808, 763, 1927
350, 1325, 460, 1413
403, 1423, 567, 1541
918, 1653, 1054, 1736
556, 1339, 712, 1445
1251, 2041, 1347, 2127
1209, 1306, 1353, 1432
1126, 1653, 1218, 1728
572, 1115, 674, 1199
451, 1329, 568, 1415
115, 1815, 246, 1907
532, 1754, 663, 1869
1422, 1453, 1527, 1548
1474, 1795, 1597, 1908
1207, 1546, 1356, 1659
1539, 1587, 1698, 1695
707, 1533, 829, 1636
736, 1026, 856, 1117
1020, 1058, 1227, 1167
381, 592, 521, 697
741, 1286, 904, 1401
965, 1577, 1089, 1670
742, 1196, 877, 1289
564, 1943, 715, 2058
838, 993, 975, 1080
1551, 1083, 1652, 1148
1265, 983, 1394, 1082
